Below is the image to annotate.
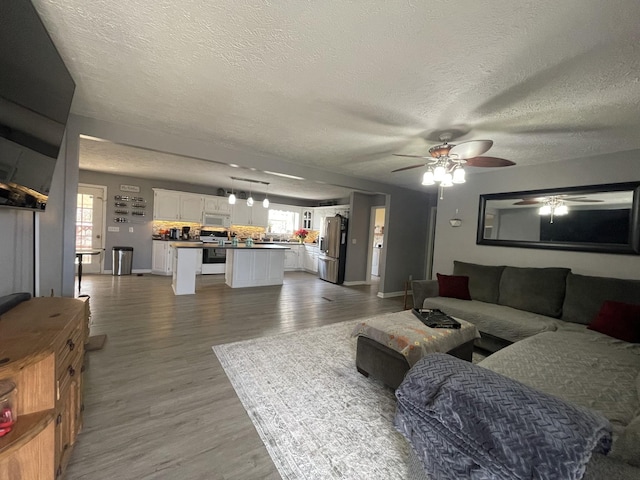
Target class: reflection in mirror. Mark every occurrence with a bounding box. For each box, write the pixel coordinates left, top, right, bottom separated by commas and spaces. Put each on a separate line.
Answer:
477, 183, 640, 254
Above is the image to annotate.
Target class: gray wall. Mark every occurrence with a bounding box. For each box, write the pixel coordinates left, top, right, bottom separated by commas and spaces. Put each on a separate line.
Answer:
432, 150, 640, 280
382, 188, 438, 294
344, 192, 386, 283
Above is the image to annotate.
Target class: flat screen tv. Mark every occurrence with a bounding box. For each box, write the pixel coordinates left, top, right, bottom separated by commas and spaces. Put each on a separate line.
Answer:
0, 0, 75, 211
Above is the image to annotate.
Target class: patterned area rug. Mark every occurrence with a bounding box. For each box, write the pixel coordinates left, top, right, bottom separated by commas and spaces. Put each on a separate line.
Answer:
213, 320, 410, 479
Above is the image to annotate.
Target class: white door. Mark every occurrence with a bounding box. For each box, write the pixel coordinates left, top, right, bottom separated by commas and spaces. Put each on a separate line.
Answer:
76, 184, 106, 274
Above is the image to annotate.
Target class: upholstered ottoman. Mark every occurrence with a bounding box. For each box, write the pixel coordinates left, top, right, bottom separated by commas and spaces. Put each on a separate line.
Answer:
350, 310, 480, 389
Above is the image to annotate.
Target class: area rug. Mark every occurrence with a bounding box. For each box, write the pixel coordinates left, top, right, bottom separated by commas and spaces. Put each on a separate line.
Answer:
212, 320, 410, 479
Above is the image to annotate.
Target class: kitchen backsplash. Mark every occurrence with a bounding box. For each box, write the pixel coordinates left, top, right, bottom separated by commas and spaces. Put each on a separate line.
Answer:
152, 221, 319, 242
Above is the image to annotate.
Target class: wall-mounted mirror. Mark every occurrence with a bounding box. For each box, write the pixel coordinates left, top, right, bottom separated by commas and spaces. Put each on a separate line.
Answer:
477, 182, 640, 254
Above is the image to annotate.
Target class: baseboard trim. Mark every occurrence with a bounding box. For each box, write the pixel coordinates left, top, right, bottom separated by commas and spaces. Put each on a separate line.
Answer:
343, 280, 368, 286
377, 290, 405, 299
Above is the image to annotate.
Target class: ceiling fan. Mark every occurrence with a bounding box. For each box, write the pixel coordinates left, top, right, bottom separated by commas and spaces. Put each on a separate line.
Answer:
513, 196, 604, 206
391, 134, 515, 196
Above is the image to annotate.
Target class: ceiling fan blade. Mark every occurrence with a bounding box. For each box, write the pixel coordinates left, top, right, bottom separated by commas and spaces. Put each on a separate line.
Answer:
392, 154, 432, 159
391, 163, 425, 173
513, 199, 541, 205
449, 139, 493, 159
563, 197, 605, 203
465, 156, 516, 167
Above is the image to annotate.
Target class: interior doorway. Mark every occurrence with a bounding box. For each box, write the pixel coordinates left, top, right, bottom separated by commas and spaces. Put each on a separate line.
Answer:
76, 184, 106, 274
367, 207, 386, 281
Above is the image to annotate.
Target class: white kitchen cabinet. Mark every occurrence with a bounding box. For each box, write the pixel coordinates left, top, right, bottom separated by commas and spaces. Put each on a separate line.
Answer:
231, 203, 251, 225
302, 209, 313, 230
153, 189, 204, 221
153, 190, 181, 220
204, 195, 232, 215
284, 244, 304, 271
179, 194, 204, 222
231, 202, 269, 226
303, 244, 319, 273
152, 241, 174, 275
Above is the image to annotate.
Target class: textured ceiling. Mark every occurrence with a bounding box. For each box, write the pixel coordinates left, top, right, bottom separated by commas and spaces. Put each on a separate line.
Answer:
32, 0, 640, 196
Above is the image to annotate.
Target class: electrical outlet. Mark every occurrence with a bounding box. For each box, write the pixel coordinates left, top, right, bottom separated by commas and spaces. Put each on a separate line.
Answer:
352, 238, 356, 244
409, 274, 413, 281
108, 226, 119, 232
129, 227, 134, 233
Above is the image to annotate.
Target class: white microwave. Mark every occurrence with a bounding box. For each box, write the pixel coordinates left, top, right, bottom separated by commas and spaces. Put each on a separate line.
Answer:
202, 212, 231, 228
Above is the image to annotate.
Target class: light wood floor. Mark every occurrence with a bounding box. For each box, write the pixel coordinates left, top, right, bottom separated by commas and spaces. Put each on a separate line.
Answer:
66, 272, 404, 480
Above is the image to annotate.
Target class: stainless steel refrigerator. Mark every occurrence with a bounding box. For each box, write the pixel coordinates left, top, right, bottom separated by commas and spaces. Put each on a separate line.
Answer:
318, 214, 348, 284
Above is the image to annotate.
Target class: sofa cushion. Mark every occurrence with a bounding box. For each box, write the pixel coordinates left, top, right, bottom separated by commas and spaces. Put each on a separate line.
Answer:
498, 266, 570, 318
422, 297, 559, 343
587, 301, 640, 343
453, 261, 504, 304
436, 273, 471, 300
562, 273, 640, 325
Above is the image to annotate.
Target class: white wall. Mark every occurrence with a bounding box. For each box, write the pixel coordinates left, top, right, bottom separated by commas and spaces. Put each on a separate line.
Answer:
0, 208, 33, 296
432, 150, 640, 280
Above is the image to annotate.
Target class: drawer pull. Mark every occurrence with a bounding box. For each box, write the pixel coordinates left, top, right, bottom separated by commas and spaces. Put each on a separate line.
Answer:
68, 365, 76, 377
56, 414, 62, 425
67, 338, 75, 351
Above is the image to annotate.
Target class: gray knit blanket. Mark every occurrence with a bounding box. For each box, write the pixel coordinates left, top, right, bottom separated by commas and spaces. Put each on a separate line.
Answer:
394, 354, 612, 480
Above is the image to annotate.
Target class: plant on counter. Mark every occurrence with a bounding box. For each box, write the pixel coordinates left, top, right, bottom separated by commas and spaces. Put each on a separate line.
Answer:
294, 228, 309, 242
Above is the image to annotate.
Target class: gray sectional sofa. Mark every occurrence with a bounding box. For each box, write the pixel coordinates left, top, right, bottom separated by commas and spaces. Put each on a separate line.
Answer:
406, 261, 640, 478
412, 261, 640, 352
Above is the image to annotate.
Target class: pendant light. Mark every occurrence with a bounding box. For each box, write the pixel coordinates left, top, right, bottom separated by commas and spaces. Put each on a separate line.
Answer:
247, 181, 254, 207
262, 184, 270, 208
228, 178, 236, 205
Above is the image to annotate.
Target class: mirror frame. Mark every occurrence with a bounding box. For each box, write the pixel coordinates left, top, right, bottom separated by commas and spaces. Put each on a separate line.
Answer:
476, 182, 640, 255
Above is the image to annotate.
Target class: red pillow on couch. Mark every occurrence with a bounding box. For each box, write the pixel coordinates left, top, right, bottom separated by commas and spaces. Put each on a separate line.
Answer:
436, 273, 471, 300
587, 300, 640, 343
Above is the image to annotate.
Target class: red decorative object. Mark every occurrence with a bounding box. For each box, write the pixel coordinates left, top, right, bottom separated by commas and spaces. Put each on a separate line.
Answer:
436, 273, 472, 300
587, 300, 640, 343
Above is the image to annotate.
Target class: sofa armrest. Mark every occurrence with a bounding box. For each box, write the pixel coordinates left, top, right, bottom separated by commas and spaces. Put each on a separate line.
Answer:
411, 280, 439, 309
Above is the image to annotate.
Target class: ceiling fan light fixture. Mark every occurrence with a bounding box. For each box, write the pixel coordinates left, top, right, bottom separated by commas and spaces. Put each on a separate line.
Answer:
555, 204, 569, 216
539, 205, 551, 216
228, 193, 236, 205
433, 165, 446, 182
263, 198, 269, 208
440, 173, 454, 187
422, 171, 435, 185
452, 167, 466, 184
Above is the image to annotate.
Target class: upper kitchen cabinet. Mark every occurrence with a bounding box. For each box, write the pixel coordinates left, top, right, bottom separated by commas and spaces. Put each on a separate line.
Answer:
231, 202, 269, 227
179, 194, 204, 222
153, 189, 181, 220
153, 188, 203, 221
302, 209, 313, 230
204, 195, 232, 215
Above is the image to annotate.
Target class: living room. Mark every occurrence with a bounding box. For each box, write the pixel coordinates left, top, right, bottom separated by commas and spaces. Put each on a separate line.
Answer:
2, 1, 640, 479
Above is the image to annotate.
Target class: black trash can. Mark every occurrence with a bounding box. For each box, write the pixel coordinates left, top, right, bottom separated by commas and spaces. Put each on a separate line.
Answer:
112, 246, 133, 275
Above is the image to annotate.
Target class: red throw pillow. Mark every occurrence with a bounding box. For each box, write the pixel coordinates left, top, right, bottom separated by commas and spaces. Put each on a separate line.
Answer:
436, 273, 471, 300
587, 300, 640, 343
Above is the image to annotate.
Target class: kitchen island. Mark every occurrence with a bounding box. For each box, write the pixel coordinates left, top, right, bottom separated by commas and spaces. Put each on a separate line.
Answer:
170, 242, 289, 294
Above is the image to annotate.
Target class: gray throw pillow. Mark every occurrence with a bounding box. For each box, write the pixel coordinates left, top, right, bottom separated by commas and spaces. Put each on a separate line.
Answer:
498, 266, 570, 318
562, 273, 640, 325
453, 261, 505, 304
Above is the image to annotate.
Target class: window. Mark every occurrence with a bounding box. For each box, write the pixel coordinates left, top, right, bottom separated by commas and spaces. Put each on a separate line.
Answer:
268, 209, 300, 234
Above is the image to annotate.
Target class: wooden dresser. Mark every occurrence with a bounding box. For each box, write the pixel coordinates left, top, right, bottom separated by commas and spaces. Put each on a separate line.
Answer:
0, 297, 90, 480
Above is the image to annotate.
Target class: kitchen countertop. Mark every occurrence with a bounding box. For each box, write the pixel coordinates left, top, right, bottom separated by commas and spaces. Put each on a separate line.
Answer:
170, 242, 290, 250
